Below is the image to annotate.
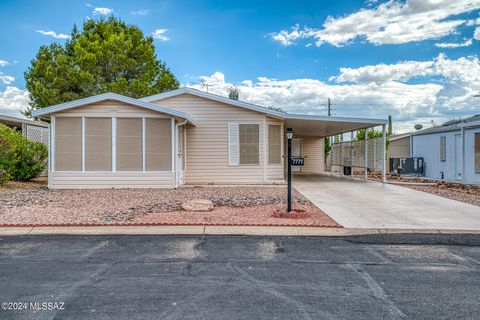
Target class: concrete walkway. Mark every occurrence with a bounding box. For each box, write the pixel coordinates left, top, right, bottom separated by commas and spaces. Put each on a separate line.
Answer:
294, 174, 480, 230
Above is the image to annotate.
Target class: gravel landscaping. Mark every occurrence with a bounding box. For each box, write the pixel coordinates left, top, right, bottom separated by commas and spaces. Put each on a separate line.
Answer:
0, 180, 340, 227
356, 172, 480, 207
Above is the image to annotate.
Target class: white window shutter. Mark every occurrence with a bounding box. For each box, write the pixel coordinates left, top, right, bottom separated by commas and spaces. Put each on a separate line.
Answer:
228, 123, 239, 166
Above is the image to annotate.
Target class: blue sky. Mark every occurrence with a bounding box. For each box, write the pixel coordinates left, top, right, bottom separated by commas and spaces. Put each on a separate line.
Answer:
1, 0, 480, 132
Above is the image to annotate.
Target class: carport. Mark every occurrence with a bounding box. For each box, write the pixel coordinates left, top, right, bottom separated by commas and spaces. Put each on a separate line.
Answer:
284, 114, 388, 181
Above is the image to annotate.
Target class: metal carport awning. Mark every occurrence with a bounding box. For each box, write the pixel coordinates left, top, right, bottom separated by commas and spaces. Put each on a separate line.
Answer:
284, 114, 389, 182
284, 114, 387, 137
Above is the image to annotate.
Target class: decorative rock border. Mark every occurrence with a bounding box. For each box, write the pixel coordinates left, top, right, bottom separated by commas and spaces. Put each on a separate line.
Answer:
272, 208, 310, 219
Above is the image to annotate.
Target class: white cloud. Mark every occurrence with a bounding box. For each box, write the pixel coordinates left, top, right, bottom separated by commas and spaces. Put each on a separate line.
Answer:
331, 60, 435, 84
151, 29, 169, 41
474, 26, 480, 40
131, 9, 149, 16
0, 60, 8, 67
92, 7, 113, 15
0, 73, 14, 85
0, 86, 29, 116
271, 0, 480, 47
435, 38, 473, 48
192, 53, 480, 133
36, 30, 70, 40
331, 54, 480, 86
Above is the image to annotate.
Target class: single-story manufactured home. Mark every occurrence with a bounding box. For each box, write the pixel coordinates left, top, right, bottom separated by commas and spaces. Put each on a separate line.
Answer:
32, 88, 387, 189
411, 115, 480, 184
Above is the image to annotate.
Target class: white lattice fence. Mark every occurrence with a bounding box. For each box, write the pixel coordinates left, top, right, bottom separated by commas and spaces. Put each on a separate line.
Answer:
24, 124, 49, 146
329, 137, 383, 173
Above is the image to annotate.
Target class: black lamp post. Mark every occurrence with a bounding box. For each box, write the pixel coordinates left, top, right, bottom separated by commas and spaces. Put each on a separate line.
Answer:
286, 128, 294, 212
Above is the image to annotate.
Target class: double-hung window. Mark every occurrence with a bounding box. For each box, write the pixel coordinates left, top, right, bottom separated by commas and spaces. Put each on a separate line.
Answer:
228, 123, 260, 165
268, 125, 281, 164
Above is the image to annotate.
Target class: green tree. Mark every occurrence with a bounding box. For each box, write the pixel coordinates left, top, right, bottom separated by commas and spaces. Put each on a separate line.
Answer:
24, 16, 179, 116
355, 129, 390, 148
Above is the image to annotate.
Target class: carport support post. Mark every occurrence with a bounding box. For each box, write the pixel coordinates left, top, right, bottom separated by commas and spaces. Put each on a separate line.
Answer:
364, 129, 368, 181
350, 131, 354, 179
381, 124, 387, 183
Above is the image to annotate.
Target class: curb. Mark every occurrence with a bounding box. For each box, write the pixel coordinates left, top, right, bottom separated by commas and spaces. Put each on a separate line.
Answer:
0, 226, 479, 237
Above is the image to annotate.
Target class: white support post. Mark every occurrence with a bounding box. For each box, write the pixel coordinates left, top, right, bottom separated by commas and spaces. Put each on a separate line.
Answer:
263, 116, 267, 183
382, 124, 387, 182
364, 128, 368, 181
112, 118, 116, 172
142, 117, 146, 172
350, 131, 354, 179
51, 117, 55, 172
81, 117, 85, 172
461, 126, 465, 182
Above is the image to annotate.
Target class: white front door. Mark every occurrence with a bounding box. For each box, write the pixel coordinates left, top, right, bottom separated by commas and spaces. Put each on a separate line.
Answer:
455, 134, 462, 180
176, 125, 185, 186
292, 138, 302, 172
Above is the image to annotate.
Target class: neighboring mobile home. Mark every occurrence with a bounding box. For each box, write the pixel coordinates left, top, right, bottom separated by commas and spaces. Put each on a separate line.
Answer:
0, 113, 49, 145
32, 88, 387, 189
411, 115, 480, 184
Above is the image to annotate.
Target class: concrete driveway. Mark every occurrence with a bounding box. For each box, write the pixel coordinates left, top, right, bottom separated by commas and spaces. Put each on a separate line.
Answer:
294, 174, 480, 230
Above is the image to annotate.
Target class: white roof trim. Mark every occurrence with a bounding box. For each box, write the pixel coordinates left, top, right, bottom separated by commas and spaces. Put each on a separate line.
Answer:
141, 87, 287, 119
285, 113, 388, 125
0, 114, 49, 127
31, 92, 197, 126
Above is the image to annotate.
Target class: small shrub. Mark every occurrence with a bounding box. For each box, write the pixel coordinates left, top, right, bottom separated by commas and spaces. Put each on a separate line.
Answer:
0, 124, 48, 183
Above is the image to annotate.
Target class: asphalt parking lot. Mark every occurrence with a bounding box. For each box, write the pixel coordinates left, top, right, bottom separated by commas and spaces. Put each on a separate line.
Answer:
1, 234, 479, 319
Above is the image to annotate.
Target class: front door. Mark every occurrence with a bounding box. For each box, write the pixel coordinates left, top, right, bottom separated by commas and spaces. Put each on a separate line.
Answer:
177, 126, 185, 186
292, 138, 302, 172
455, 134, 462, 180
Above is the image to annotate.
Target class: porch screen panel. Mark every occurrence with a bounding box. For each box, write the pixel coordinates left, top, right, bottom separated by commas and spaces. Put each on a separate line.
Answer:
146, 118, 171, 171
55, 117, 82, 171
116, 118, 142, 171
85, 118, 112, 171
268, 125, 281, 164
239, 124, 259, 165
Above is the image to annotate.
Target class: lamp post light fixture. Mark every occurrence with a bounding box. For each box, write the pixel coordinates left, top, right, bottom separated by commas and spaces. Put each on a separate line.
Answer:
286, 128, 294, 213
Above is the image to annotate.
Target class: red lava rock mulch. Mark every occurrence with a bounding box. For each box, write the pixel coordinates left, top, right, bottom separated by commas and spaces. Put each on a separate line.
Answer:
0, 180, 340, 227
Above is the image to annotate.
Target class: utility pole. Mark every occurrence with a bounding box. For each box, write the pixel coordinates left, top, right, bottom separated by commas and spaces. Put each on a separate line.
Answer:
327, 98, 332, 117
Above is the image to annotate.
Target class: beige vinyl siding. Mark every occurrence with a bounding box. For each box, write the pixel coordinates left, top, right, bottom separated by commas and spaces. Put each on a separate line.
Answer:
298, 136, 325, 174
153, 93, 267, 184
55, 100, 166, 118
50, 171, 174, 189
266, 117, 284, 181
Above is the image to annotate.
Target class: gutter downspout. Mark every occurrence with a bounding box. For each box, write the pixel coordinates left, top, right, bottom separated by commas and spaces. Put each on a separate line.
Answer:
174, 120, 188, 188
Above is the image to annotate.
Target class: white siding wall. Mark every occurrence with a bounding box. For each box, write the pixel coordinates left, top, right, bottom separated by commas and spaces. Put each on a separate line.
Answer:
50, 100, 175, 189
153, 94, 271, 184
412, 128, 480, 184
464, 127, 480, 184
412, 131, 458, 181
